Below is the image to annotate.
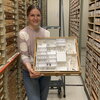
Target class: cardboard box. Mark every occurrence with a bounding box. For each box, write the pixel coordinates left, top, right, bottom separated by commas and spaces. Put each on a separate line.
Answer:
33, 37, 81, 76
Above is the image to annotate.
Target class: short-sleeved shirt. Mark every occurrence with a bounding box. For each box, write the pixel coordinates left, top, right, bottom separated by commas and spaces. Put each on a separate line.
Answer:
18, 26, 50, 64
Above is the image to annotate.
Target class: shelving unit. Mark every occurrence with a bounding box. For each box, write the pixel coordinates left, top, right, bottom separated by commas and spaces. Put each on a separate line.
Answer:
17, 62, 26, 100
4, 0, 18, 60
18, 0, 26, 30
26, 0, 32, 8
0, 0, 32, 100
41, 0, 47, 26
3, 1, 19, 99
85, 0, 100, 100
33, 0, 39, 6
6, 58, 19, 100
0, 73, 5, 100
0, 0, 6, 66
17, 1, 27, 99
69, 0, 81, 40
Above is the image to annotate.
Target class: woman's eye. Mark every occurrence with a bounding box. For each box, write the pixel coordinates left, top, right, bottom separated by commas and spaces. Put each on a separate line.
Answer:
37, 14, 41, 17
30, 14, 35, 17
30, 14, 41, 17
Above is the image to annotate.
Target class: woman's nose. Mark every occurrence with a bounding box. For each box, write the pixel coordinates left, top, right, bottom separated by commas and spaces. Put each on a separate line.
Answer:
34, 16, 38, 19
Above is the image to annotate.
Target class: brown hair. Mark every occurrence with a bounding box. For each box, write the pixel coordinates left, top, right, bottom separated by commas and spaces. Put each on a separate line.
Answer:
27, 5, 41, 16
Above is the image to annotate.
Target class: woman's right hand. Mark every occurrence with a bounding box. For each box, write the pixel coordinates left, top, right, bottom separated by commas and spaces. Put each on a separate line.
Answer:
23, 62, 44, 78
28, 67, 41, 78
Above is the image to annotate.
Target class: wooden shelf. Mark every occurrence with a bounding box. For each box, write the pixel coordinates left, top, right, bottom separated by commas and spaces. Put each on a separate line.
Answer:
89, 1, 95, 5
88, 28, 94, 32
85, 2, 100, 97
88, 34, 100, 43
95, 15, 100, 17
94, 30, 100, 34
93, 64, 100, 74
87, 42, 100, 54
88, 16, 95, 18
91, 90, 98, 100
88, 22, 94, 24
89, 8, 95, 11
95, 23, 100, 25
95, 6, 100, 10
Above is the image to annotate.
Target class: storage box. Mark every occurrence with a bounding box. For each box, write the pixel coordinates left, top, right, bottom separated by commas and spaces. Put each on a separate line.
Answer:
33, 37, 81, 76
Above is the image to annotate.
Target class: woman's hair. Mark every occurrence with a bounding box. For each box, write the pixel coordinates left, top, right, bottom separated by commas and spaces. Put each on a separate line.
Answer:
27, 5, 41, 16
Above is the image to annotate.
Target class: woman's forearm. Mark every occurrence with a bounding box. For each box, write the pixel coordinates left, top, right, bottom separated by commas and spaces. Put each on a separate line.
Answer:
23, 62, 33, 71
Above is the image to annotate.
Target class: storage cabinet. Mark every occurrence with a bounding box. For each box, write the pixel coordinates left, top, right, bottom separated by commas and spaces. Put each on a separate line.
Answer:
6, 59, 18, 100
33, 0, 39, 6
0, 73, 5, 100
18, 0, 26, 30
0, 0, 32, 100
18, 63, 26, 100
41, 0, 47, 26
85, 0, 100, 100
69, 0, 81, 40
0, 0, 6, 66
0, 0, 18, 65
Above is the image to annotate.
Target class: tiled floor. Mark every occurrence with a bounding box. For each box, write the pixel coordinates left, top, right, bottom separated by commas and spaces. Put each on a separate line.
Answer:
48, 76, 88, 100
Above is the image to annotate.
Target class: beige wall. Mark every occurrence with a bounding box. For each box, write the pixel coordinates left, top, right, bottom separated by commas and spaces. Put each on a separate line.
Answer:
47, 0, 69, 37
47, 0, 88, 47
63, 0, 69, 36
47, 0, 59, 37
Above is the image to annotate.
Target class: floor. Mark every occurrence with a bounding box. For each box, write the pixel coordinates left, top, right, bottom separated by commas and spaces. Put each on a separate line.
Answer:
48, 76, 88, 100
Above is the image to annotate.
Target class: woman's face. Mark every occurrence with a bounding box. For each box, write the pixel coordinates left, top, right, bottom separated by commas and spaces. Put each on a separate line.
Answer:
28, 8, 41, 27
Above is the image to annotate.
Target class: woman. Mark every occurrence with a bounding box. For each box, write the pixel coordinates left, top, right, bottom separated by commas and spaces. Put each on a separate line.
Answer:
18, 5, 51, 100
